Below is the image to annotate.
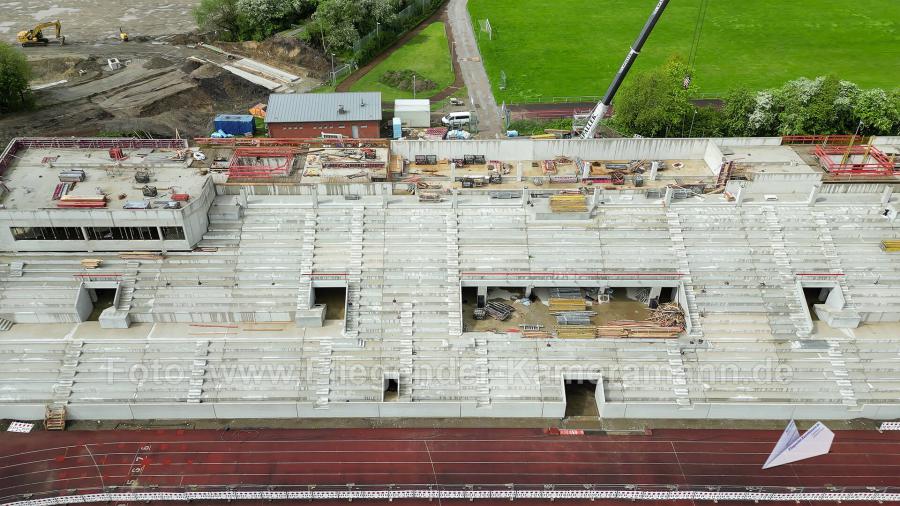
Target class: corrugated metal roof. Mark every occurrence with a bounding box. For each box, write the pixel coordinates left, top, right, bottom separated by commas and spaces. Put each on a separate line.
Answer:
266, 92, 382, 123
394, 99, 430, 112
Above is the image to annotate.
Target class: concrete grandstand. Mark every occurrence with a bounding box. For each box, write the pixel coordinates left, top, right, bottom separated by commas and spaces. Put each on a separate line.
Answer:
0, 135, 898, 422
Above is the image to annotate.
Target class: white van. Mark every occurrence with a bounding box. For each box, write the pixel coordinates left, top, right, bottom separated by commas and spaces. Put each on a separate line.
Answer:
441, 111, 472, 127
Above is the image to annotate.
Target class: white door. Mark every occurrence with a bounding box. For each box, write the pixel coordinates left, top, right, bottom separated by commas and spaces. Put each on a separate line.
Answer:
351, 125, 360, 138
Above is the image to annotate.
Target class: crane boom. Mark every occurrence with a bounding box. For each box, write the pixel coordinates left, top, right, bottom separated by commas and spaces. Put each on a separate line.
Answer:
579, 0, 671, 139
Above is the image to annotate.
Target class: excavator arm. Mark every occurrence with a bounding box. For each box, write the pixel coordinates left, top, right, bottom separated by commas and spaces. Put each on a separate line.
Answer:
17, 20, 64, 46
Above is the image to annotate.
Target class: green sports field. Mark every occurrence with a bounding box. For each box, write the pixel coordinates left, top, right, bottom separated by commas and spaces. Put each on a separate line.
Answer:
467, 0, 900, 103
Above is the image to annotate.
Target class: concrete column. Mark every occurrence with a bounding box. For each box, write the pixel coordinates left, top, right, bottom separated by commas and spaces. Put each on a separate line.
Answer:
648, 286, 662, 304
807, 182, 821, 206
451, 189, 458, 209
239, 186, 249, 207
449, 162, 456, 183
663, 187, 674, 207
156, 226, 167, 254
311, 185, 319, 209
649, 161, 659, 181
882, 186, 893, 205
524, 285, 533, 298
735, 183, 747, 207
517, 162, 523, 182
476, 285, 487, 307
522, 187, 529, 208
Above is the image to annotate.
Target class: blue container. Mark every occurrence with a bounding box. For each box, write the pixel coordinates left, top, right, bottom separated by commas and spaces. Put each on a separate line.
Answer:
392, 117, 402, 139
214, 114, 255, 136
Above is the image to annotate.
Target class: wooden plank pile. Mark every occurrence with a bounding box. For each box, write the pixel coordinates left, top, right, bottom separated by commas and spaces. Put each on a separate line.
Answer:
596, 321, 681, 339
549, 194, 586, 213
548, 297, 586, 311
119, 251, 166, 260
57, 195, 107, 208
881, 240, 900, 252
557, 326, 596, 339
80, 259, 102, 269
522, 330, 553, 339
648, 301, 686, 329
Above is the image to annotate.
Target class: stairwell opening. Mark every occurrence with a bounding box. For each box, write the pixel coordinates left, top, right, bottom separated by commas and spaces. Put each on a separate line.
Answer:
803, 286, 834, 322
563, 378, 599, 418
87, 288, 117, 321
382, 373, 399, 402
313, 287, 346, 321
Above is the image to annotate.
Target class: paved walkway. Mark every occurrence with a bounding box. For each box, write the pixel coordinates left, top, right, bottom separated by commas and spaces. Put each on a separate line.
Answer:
447, 0, 503, 137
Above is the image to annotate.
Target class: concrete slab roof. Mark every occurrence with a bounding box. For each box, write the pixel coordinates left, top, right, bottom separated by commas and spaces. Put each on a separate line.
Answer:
0, 147, 208, 211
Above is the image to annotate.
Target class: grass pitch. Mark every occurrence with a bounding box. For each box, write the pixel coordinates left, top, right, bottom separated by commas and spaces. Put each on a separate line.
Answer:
467, 0, 900, 103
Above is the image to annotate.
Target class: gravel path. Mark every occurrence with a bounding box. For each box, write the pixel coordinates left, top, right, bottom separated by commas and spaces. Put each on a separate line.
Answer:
446, 0, 503, 137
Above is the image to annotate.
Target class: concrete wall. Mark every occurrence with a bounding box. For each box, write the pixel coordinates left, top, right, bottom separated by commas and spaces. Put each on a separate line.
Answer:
703, 141, 725, 176
0, 177, 215, 252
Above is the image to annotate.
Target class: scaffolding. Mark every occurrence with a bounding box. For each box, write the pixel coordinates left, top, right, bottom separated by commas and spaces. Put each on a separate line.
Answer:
814, 144, 895, 176
227, 147, 296, 179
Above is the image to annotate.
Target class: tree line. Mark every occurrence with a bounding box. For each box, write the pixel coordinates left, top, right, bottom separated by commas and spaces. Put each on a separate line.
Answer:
610, 57, 900, 138
194, 0, 442, 61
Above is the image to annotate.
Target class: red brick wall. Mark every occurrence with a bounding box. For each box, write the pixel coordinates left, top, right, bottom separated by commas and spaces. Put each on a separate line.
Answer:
268, 120, 381, 139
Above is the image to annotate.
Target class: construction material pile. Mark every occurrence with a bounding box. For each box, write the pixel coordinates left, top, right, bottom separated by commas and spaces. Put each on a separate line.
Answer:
881, 240, 900, 252
478, 301, 514, 321
596, 321, 681, 338
555, 311, 597, 325
648, 302, 686, 329
557, 326, 596, 339
550, 194, 587, 213
548, 297, 585, 311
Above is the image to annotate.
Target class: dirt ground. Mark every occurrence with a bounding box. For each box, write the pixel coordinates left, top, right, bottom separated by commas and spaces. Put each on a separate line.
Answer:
0, 1, 332, 145
0, 0, 197, 44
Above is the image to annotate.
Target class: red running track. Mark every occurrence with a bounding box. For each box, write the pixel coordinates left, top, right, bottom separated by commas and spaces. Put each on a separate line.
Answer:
1, 427, 900, 505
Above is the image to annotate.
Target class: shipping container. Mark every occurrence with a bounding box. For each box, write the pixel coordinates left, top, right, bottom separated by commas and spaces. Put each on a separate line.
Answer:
214, 114, 256, 136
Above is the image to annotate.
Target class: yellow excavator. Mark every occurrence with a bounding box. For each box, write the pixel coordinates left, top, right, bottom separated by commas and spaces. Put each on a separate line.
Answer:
17, 20, 65, 47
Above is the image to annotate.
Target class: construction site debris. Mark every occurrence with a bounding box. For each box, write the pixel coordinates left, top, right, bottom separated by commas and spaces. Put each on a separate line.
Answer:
550, 194, 587, 213
648, 301, 686, 329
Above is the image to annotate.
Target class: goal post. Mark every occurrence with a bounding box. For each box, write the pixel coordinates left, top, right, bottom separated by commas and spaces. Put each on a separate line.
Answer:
479, 18, 493, 40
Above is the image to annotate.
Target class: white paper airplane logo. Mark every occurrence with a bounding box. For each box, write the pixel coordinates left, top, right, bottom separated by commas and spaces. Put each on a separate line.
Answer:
762, 420, 834, 469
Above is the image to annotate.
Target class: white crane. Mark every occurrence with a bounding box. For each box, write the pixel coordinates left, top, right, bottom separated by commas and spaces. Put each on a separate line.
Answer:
579, 0, 672, 139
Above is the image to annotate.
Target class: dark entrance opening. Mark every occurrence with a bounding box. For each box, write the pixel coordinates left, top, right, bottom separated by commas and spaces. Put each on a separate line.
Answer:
88, 288, 117, 321
564, 379, 598, 417
658, 287, 676, 304
313, 287, 347, 320
803, 286, 833, 322
384, 378, 399, 401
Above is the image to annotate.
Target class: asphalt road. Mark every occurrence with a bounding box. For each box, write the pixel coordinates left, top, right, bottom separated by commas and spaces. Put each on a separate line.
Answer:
446, 0, 503, 137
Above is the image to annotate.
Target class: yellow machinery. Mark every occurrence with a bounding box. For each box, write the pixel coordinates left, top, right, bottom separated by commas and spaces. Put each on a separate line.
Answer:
17, 20, 65, 46
119, 27, 129, 42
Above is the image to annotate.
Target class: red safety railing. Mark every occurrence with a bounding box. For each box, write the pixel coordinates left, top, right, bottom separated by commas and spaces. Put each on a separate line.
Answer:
0, 137, 189, 176
813, 144, 895, 175
195, 137, 390, 148
782, 134, 866, 145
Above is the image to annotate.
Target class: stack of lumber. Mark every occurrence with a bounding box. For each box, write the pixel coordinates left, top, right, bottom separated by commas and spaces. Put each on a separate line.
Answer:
80, 259, 102, 269
522, 330, 553, 339
550, 194, 586, 213
557, 326, 596, 339
597, 320, 682, 339
119, 251, 166, 260
541, 160, 558, 175
881, 240, 900, 252
57, 195, 107, 208
548, 297, 586, 311
648, 302, 686, 328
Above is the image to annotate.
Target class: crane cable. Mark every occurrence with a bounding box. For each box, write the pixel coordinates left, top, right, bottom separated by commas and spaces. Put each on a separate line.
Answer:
686, 0, 710, 84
